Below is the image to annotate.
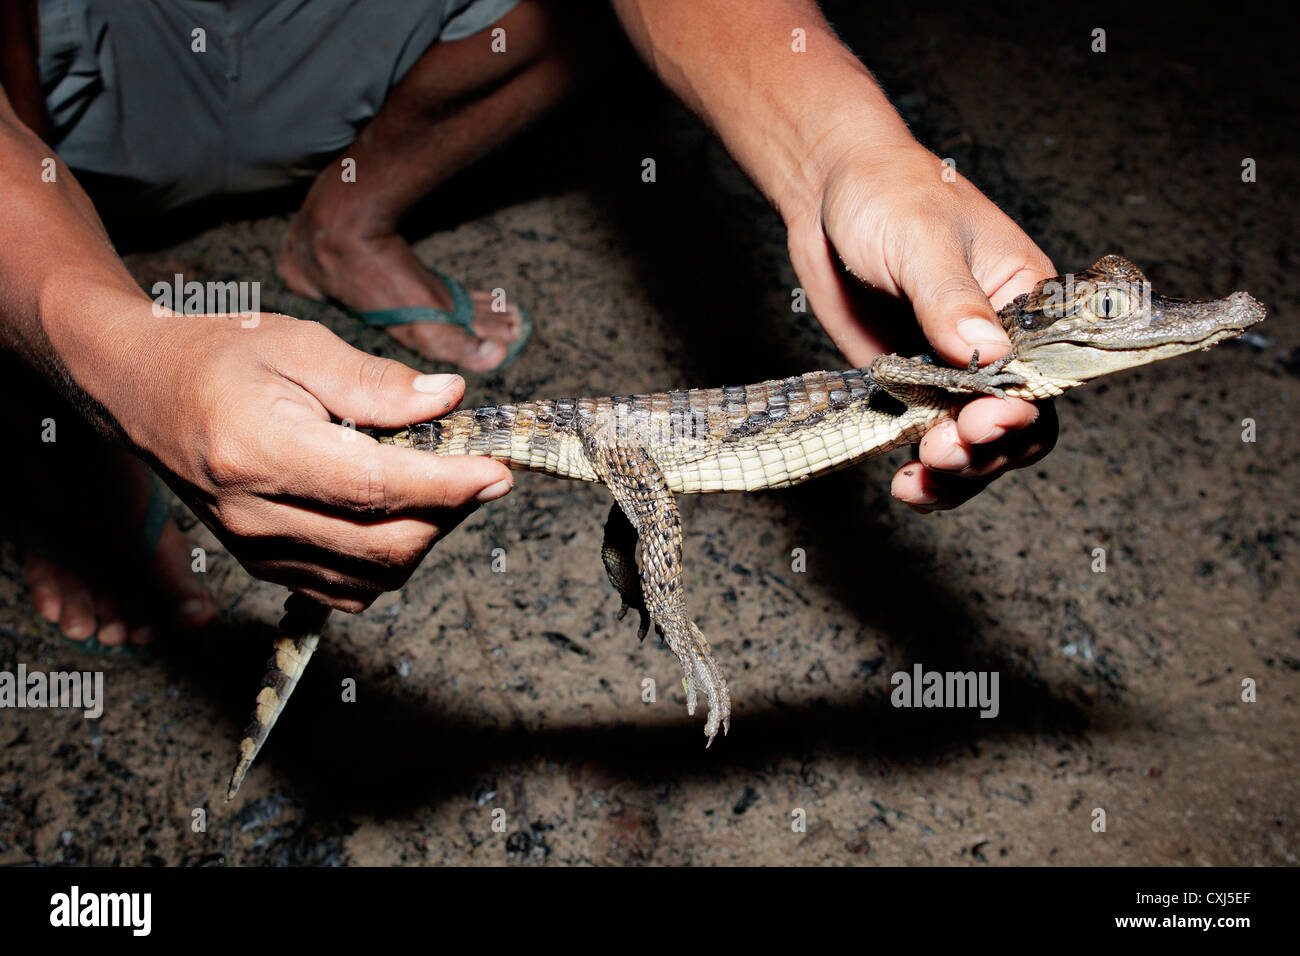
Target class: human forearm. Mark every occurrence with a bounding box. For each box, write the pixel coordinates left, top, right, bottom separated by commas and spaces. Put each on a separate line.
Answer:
0, 89, 160, 434
610, 0, 914, 223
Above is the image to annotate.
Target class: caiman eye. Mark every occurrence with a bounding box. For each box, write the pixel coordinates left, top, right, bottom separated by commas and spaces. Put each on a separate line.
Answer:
1090, 287, 1130, 319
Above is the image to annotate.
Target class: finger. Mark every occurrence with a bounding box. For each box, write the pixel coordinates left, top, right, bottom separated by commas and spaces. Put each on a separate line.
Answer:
957, 402, 1057, 479
920, 405, 1057, 479
891, 459, 994, 513
221, 494, 475, 580
934, 426, 1057, 481
918, 398, 1041, 472
897, 405, 1057, 506
253, 564, 383, 614
254, 419, 512, 515
953, 396, 1043, 446
896, 239, 1011, 369
272, 322, 470, 427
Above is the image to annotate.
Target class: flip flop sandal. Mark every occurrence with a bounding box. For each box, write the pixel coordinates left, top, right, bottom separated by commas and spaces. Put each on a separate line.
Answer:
348, 267, 532, 371
44, 474, 172, 657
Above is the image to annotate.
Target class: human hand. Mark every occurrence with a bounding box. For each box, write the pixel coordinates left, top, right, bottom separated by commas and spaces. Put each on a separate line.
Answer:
787, 140, 1059, 511
90, 305, 511, 611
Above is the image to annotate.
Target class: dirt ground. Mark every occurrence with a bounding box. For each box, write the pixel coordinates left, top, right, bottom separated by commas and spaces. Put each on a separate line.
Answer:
1, 2, 1295, 866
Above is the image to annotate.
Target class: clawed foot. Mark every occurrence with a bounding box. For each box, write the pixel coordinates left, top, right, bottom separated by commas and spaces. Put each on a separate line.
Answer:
960, 350, 1026, 398
614, 603, 732, 743
872, 351, 1027, 399
616, 599, 652, 642
671, 619, 731, 745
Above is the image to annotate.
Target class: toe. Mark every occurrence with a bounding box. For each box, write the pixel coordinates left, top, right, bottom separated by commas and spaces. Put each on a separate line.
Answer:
24, 553, 63, 623
128, 625, 155, 647
460, 335, 507, 371
387, 323, 506, 371
468, 292, 524, 344
97, 618, 128, 647
57, 582, 96, 641
93, 592, 128, 646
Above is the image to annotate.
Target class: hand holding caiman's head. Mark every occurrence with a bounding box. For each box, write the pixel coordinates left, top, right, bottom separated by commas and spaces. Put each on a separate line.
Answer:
999, 254, 1266, 396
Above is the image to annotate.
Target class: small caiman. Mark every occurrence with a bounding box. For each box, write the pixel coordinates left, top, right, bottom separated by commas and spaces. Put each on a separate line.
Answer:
225, 254, 1265, 799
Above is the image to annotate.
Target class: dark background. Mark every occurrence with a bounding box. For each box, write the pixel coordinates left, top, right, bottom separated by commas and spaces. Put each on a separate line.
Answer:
1, 0, 1295, 866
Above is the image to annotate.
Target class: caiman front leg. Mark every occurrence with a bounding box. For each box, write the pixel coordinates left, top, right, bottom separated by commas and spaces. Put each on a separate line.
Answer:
870, 350, 1027, 400
601, 504, 651, 641
584, 434, 731, 744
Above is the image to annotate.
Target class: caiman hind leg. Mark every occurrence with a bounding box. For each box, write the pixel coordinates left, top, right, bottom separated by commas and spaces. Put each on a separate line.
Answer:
586, 438, 731, 743
601, 504, 651, 641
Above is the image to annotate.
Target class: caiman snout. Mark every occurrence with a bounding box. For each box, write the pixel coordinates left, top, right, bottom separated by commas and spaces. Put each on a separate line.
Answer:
1222, 291, 1267, 329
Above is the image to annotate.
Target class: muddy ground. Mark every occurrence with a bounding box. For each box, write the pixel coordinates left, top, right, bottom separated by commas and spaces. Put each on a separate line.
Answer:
1, 2, 1296, 866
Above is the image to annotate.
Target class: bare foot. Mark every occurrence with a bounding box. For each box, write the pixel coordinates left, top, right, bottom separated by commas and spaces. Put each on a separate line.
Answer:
277, 212, 527, 372
21, 441, 216, 648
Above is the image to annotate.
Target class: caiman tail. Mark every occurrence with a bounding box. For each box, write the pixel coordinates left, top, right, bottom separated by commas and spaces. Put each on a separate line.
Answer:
226, 594, 331, 801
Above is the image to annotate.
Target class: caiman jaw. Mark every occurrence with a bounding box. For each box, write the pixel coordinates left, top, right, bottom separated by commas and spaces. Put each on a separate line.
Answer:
999, 255, 1266, 390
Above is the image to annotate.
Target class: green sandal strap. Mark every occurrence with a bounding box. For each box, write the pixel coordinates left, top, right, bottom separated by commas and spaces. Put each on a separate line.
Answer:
351, 269, 475, 331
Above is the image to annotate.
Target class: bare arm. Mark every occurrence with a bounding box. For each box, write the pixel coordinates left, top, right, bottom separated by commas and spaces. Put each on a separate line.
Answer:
611, 0, 910, 226
0, 86, 153, 412
611, 0, 1058, 510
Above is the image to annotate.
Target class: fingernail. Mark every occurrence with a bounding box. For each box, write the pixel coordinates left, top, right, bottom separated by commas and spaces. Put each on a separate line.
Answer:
893, 475, 938, 506
957, 317, 1006, 347
475, 478, 512, 503
99, 621, 127, 646
475, 339, 503, 360
936, 443, 971, 470
413, 373, 460, 394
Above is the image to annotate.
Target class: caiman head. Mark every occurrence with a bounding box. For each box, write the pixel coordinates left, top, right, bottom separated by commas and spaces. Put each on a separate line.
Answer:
999, 254, 1265, 396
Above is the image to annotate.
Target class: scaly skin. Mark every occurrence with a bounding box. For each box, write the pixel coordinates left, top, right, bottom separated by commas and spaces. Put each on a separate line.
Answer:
226, 255, 1265, 799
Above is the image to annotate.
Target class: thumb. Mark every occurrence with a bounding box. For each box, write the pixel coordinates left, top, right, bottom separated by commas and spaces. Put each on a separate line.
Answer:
277, 326, 469, 427
898, 247, 1011, 368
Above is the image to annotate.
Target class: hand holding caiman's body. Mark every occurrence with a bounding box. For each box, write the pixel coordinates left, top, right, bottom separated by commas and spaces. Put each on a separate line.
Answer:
113, 312, 514, 610
227, 256, 1265, 797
